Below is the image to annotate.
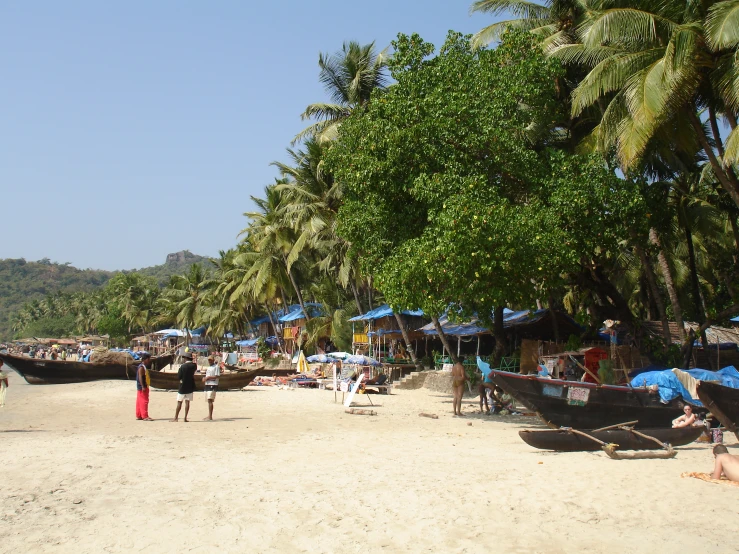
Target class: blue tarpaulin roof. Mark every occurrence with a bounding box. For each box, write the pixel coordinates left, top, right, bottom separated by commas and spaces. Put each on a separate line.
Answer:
278, 303, 324, 322
236, 339, 259, 347
349, 304, 425, 322
731, 316, 739, 322
419, 309, 515, 336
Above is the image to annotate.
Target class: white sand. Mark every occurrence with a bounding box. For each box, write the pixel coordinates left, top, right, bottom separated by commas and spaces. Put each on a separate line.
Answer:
0, 371, 737, 553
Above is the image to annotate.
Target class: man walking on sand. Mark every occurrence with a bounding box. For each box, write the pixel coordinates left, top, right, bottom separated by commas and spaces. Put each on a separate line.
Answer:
203, 355, 221, 421
171, 352, 197, 422
451, 356, 466, 416
135, 352, 153, 421
712, 444, 739, 482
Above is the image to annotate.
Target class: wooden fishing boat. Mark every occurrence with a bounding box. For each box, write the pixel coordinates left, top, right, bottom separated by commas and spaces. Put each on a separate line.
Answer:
519, 426, 704, 452
0, 351, 175, 385
696, 380, 739, 440
490, 369, 698, 429
148, 368, 260, 391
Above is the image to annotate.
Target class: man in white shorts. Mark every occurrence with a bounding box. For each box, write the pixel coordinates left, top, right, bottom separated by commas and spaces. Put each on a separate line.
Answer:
203, 355, 220, 421
171, 352, 197, 422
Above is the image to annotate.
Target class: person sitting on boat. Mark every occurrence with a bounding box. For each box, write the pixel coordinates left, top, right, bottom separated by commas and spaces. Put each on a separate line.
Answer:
712, 444, 739, 482
672, 404, 697, 428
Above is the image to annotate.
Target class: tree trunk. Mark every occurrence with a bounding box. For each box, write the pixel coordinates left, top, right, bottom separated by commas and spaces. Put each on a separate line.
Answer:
547, 294, 560, 343
688, 110, 739, 209
708, 106, 725, 158
431, 315, 457, 365
367, 277, 374, 310
394, 311, 422, 371
491, 306, 509, 368
636, 244, 671, 346
284, 258, 310, 321
649, 228, 686, 343
350, 281, 363, 315
264, 302, 285, 355
684, 222, 713, 369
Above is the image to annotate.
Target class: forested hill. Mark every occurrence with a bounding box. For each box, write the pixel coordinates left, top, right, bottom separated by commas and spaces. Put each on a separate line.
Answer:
0, 251, 209, 340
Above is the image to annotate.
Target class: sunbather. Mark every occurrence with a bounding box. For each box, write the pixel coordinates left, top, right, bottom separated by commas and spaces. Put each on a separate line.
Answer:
713, 444, 739, 482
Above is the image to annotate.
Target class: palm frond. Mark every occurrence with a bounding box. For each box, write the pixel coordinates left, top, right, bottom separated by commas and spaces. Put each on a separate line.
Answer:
705, 0, 739, 51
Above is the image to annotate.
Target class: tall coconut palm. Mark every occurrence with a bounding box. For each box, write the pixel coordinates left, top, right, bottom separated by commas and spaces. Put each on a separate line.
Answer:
552, 0, 739, 208
293, 41, 388, 145
241, 184, 312, 321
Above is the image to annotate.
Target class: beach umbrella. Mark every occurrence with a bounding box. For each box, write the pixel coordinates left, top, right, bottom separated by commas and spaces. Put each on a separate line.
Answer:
297, 350, 310, 373
327, 351, 352, 360
345, 354, 382, 367
307, 354, 338, 363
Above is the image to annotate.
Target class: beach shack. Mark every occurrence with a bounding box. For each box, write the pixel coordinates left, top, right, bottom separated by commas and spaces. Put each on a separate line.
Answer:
349, 305, 426, 361
279, 303, 324, 356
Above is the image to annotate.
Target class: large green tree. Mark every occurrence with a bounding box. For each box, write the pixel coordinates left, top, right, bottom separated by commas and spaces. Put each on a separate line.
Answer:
327, 30, 647, 358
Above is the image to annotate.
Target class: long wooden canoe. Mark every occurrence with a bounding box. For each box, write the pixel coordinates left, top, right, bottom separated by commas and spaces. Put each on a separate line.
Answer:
519, 426, 704, 452
148, 368, 260, 391
696, 380, 739, 441
490, 369, 700, 429
0, 351, 174, 385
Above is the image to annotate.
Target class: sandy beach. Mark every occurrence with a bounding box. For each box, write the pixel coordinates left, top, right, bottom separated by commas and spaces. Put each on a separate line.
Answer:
0, 371, 737, 553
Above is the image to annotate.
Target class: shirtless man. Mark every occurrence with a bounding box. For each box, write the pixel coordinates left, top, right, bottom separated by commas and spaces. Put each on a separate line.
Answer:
712, 444, 739, 482
451, 356, 467, 416
672, 404, 696, 428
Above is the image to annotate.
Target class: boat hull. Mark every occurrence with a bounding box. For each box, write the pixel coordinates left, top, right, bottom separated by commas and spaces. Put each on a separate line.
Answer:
519, 426, 704, 452
0, 352, 174, 385
696, 380, 739, 439
148, 369, 259, 391
490, 369, 691, 429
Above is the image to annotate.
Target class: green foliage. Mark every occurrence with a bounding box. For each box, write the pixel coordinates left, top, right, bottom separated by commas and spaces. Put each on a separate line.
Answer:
22, 314, 78, 339
328, 30, 647, 323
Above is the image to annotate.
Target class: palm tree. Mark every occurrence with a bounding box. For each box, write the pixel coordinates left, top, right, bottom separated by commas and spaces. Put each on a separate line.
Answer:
293, 41, 388, 144
159, 263, 214, 332
552, 0, 739, 208
241, 184, 312, 321
470, 0, 586, 50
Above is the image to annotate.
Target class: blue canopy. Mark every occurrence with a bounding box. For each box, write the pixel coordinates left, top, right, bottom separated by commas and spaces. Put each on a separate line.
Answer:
419, 308, 515, 336
349, 304, 424, 322
236, 339, 259, 347
731, 316, 739, 322
278, 303, 324, 322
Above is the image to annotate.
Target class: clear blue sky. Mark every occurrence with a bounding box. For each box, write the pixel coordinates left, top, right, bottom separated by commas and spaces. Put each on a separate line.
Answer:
0, 1, 495, 270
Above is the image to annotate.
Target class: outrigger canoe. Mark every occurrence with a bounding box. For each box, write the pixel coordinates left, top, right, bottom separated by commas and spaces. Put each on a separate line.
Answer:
489, 369, 701, 429
148, 368, 260, 391
696, 380, 739, 440
0, 351, 174, 385
519, 426, 704, 452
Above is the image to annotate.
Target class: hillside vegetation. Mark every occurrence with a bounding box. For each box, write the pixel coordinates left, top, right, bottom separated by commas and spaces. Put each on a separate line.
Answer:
0, 251, 208, 340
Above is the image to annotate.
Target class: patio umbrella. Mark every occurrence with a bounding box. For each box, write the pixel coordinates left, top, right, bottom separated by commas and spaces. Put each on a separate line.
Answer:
327, 351, 352, 360
345, 354, 382, 367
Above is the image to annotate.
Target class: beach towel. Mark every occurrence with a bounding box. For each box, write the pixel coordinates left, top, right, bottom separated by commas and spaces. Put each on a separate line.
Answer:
680, 472, 739, 488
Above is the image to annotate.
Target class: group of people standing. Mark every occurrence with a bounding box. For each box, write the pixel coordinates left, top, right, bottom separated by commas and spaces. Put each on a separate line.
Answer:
134, 352, 221, 422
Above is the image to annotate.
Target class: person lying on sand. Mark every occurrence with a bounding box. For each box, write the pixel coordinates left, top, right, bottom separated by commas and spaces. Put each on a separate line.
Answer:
713, 445, 739, 482
672, 405, 696, 428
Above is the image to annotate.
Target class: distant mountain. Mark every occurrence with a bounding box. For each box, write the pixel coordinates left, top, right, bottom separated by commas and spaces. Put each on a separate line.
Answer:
0, 251, 210, 340
130, 250, 211, 286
